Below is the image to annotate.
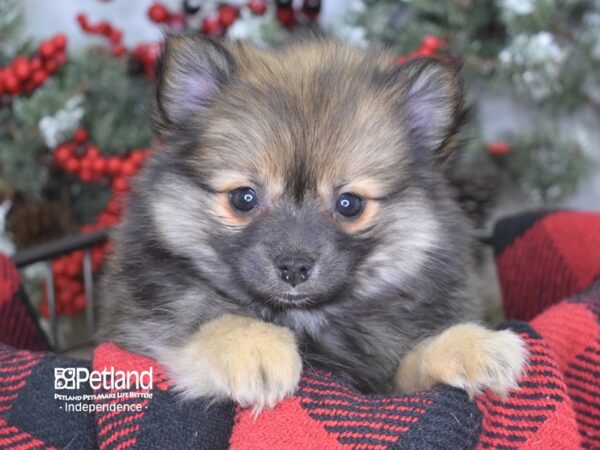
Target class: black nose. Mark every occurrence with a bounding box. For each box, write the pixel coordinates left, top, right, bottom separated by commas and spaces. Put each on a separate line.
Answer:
275, 254, 314, 287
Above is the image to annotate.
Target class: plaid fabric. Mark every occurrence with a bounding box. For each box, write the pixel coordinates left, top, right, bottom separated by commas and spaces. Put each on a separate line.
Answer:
493, 210, 600, 322
0, 254, 48, 351
0, 210, 598, 449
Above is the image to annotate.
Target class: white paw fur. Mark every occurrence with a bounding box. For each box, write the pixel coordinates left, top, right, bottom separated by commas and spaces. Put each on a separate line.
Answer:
396, 323, 528, 399
162, 314, 302, 412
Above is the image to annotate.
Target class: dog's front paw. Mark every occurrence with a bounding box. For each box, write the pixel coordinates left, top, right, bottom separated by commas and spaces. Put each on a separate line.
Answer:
396, 323, 528, 399
165, 314, 302, 411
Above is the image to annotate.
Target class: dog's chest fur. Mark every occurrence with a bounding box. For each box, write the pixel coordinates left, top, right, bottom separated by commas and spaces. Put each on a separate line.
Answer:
261, 288, 476, 393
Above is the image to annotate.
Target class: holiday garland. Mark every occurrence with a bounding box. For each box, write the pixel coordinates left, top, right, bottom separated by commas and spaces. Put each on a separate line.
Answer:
0, 34, 68, 97
39, 128, 151, 316
146, 0, 318, 34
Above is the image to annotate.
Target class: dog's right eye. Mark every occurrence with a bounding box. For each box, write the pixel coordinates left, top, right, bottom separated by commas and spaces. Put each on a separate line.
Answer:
230, 187, 258, 212
336, 193, 364, 218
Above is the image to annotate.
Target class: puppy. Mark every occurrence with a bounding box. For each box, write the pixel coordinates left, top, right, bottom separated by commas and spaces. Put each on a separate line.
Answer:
97, 35, 527, 410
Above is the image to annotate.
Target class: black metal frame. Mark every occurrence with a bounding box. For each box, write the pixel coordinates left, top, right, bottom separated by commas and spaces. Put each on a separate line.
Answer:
13, 229, 110, 268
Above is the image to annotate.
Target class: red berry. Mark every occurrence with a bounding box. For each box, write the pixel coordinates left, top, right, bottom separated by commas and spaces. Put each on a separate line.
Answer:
92, 247, 105, 265
55, 273, 71, 289
112, 43, 126, 57
92, 158, 107, 174
120, 160, 137, 177
3, 73, 20, 94
98, 21, 111, 36
422, 34, 442, 52
71, 251, 84, 267
31, 70, 47, 86
39, 41, 56, 59
201, 17, 222, 36
276, 7, 295, 27
45, 59, 59, 74
66, 158, 80, 172
248, 0, 267, 15
112, 177, 129, 192
53, 33, 67, 51
148, 3, 169, 23
99, 211, 119, 227
66, 261, 80, 277
57, 289, 72, 307
106, 198, 122, 214
54, 145, 72, 164
76, 13, 88, 29
97, 213, 110, 227
52, 259, 67, 275
80, 169, 94, 182
418, 47, 434, 56
30, 57, 42, 71
130, 150, 145, 166
487, 141, 510, 156
109, 29, 122, 44
72, 279, 84, 295
73, 127, 88, 143
218, 4, 239, 28
87, 145, 100, 159
13, 57, 31, 80
80, 158, 92, 171
108, 157, 122, 174
55, 51, 67, 66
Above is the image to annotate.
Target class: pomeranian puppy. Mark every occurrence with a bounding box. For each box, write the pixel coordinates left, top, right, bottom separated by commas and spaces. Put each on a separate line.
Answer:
97, 35, 527, 410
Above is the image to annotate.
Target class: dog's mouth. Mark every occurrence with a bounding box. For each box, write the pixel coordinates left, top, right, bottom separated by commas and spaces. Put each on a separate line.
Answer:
280, 293, 311, 302
261, 293, 318, 309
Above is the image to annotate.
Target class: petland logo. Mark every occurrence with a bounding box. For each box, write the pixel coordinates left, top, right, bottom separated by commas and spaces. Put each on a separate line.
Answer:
54, 367, 153, 390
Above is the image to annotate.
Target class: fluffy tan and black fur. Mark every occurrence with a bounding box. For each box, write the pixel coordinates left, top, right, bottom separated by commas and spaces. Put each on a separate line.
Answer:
97, 36, 526, 409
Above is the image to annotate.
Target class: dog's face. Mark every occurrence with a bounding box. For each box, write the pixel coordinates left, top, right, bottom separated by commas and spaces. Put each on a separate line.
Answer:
150, 36, 464, 309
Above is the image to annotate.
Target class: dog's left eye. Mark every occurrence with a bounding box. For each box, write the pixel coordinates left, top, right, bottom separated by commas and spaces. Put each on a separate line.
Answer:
336, 193, 364, 217
230, 187, 258, 212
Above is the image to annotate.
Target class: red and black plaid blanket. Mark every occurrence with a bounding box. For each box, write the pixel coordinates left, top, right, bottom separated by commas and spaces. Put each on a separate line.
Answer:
1, 210, 599, 449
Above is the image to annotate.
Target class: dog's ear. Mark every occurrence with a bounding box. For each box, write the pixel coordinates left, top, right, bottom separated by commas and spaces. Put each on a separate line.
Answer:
156, 34, 236, 128
391, 58, 464, 154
